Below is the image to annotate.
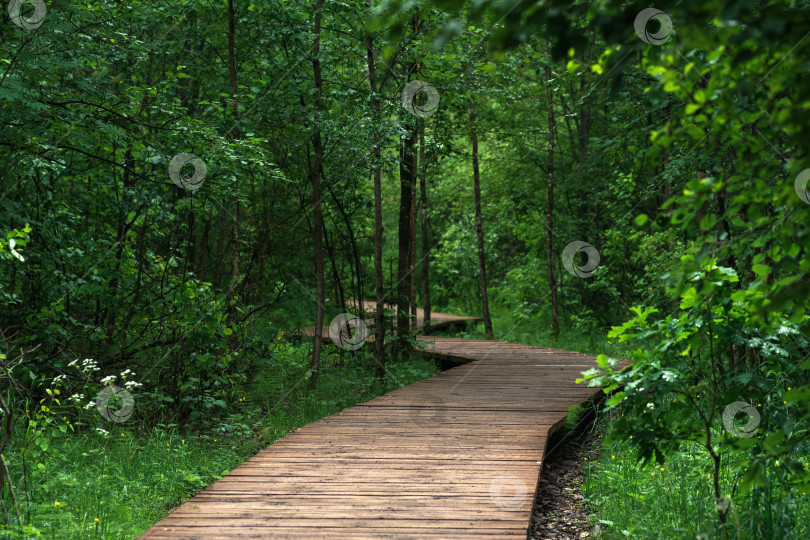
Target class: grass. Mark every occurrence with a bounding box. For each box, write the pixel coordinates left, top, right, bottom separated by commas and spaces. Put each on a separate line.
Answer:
583, 406, 810, 539
4, 343, 439, 539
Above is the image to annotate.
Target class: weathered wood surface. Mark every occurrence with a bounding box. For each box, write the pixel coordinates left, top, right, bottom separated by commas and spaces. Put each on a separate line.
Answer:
139, 308, 601, 539
296, 301, 483, 342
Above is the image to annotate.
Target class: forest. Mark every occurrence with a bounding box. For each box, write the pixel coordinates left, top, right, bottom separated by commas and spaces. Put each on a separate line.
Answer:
1, 0, 810, 538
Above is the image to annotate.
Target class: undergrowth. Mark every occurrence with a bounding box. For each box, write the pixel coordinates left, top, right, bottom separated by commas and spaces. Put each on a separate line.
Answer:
4, 343, 438, 539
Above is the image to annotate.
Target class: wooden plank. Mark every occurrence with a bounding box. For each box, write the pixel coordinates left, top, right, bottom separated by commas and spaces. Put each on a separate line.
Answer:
138, 305, 602, 539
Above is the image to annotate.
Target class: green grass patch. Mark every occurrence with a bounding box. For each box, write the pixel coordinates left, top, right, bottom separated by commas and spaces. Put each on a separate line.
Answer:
584, 408, 810, 539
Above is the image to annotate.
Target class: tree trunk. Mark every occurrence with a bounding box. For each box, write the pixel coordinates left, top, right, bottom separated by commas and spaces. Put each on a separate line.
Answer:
322, 219, 345, 312
697, 169, 707, 238
409, 131, 418, 325
308, 0, 326, 388
329, 190, 363, 316
545, 65, 560, 338
197, 216, 210, 280
365, 7, 385, 379
397, 115, 416, 348
419, 122, 431, 335
469, 101, 494, 340
577, 76, 591, 160
226, 0, 241, 316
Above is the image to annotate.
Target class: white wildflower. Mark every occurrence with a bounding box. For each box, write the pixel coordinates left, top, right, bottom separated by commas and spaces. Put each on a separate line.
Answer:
81, 359, 100, 373
100, 375, 116, 386
67, 359, 78, 368
646, 402, 655, 409
123, 380, 143, 389
95, 428, 109, 436
84, 401, 95, 410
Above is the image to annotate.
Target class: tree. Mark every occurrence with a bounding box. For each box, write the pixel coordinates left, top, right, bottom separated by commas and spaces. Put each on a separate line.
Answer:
365, 1, 386, 379
545, 63, 559, 338
469, 101, 494, 339
308, 0, 326, 387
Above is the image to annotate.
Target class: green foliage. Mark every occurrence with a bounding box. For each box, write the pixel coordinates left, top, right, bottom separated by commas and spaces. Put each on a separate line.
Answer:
3, 0, 810, 536
579, 261, 810, 534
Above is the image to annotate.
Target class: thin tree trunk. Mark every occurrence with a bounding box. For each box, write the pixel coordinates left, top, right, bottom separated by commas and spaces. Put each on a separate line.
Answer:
409, 136, 418, 324
559, 91, 578, 163
398, 117, 416, 348
365, 8, 385, 379
226, 0, 241, 315
545, 65, 560, 338
697, 169, 707, 237
577, 76, 591, 160
409, 17, 420, 328
322, 219, 345, 312
469, 101, 494, 340
197, 216, 210, 280
308, 0, 326, 387
328, 190, 363, 316
419, 122, 431, 335
662, 103, 673, 215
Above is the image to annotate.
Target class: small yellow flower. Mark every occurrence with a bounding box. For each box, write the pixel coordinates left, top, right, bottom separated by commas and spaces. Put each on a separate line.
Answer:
611, 455, 615, 460
660, 467, 665, 471
788, 387, 791, 391
784, 401, 787, 405
121, 433, 124, 437
629, 435, 633, 439
651, 472, 655, 476
214, 439, 217, 442
94, 518, 100, 523
55, 502, 61, 508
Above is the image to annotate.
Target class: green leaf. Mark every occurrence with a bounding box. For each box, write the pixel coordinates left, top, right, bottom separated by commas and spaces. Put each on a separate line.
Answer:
699, 213, 716, 232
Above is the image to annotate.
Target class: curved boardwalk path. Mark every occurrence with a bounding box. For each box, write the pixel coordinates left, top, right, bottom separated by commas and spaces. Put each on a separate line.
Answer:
140, 307, 601, 539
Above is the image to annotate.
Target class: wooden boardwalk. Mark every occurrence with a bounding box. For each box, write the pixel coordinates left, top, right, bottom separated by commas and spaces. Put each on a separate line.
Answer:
139, 309, 601, 539
296, 301, 484, 341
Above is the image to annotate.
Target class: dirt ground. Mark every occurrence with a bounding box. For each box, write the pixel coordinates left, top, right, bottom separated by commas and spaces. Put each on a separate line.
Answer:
529, 416, 597, 539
